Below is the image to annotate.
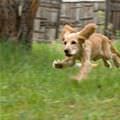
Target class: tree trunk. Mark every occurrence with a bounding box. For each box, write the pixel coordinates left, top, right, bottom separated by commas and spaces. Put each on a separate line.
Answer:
18, 0, 39, 47
0, 0, 19, 40
0, 0, 39, 47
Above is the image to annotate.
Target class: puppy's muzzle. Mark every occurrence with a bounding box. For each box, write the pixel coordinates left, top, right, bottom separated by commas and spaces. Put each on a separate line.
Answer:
64, 49, 72, 57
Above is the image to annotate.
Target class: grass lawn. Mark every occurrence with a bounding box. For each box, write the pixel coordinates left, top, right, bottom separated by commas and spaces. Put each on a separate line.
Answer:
0, 41, 120, 120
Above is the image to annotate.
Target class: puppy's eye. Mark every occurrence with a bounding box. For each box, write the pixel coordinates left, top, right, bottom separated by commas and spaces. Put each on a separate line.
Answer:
64, 41, 67, 45
71, 41, 76, 44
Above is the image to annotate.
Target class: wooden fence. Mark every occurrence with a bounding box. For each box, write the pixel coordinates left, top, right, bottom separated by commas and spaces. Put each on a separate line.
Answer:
105, 0, 120, 39
0, 0, 119, 41
33, 0, 61, 41
33, 0, 105, 41
60, 1, 105, 32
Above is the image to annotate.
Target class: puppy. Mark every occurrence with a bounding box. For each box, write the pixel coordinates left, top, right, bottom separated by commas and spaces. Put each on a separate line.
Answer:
53, 23, 120, 81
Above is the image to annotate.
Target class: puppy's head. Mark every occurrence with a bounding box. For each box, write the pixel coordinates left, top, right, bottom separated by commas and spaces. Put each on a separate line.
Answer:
62, 23, 96, 57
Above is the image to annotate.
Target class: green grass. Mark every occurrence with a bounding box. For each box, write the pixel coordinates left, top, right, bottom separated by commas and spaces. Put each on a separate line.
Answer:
0, 41, 120, 120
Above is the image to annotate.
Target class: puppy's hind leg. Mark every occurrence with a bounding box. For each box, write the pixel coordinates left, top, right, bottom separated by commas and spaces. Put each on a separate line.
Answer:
111, 46, 120, 68
102, 58, 112, 68
112, 53, 120, 68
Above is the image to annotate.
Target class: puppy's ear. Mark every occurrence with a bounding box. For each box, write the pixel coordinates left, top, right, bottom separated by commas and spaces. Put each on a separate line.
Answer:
63, 24, 75, 33
61, 24, 76, 41
79, 23, 97, 39
78, 35, 87, 44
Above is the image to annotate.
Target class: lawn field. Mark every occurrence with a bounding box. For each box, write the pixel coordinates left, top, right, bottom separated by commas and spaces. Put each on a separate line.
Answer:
0, 41, 120, 120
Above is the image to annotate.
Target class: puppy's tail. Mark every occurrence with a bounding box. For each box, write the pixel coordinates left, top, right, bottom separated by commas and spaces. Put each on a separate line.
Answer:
111, 44, 120, 58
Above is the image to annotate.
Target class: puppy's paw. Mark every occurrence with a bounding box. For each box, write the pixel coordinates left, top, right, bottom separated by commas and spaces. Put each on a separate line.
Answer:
52, 60, 63, 69
71, 75, 86, 83
91, 63, 98, 68
72, 76, 82, 82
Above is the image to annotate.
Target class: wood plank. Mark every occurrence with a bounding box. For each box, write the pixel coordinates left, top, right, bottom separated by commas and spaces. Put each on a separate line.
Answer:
55, 0, 62, 39
94, 9, 105, 12
35, 17, 47, 20
79, 17, 93, 20
39, 2, 60, 9
111, 5, 120, 11
33, 31, 45, 34
62, 1, 104, 4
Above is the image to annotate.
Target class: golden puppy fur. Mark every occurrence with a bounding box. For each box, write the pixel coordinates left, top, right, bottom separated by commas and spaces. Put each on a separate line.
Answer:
53, 23, 120, 81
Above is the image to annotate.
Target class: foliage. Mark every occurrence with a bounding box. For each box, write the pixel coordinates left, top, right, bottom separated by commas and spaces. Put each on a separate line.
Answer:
0, 41, 120, 120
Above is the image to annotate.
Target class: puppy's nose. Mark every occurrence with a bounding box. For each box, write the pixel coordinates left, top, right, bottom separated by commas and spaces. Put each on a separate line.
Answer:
64, 49, 69, 54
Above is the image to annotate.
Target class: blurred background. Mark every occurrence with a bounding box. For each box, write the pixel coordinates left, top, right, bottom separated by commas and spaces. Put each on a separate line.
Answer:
0, 0, 120, 45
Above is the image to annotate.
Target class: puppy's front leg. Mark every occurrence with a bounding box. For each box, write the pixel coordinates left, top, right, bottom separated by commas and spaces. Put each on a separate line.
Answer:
74, 60, 91, 81
53, 57, 75, 69
74, 42, 92, 81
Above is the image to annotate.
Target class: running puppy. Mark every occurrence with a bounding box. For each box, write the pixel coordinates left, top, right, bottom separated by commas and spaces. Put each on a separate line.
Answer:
53, 23, 120, 81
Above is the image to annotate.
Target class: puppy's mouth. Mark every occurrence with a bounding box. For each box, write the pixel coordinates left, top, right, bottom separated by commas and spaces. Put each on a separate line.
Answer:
65, 53, 73, 57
